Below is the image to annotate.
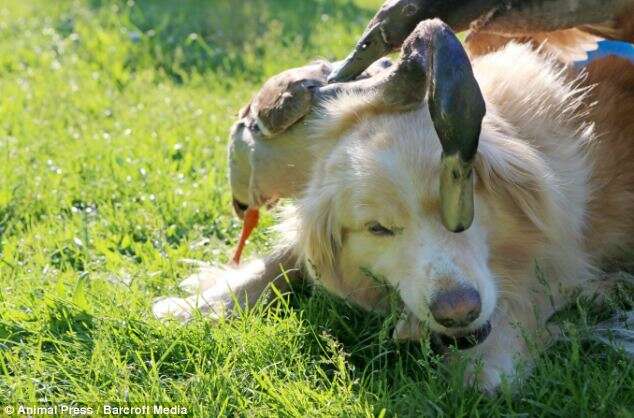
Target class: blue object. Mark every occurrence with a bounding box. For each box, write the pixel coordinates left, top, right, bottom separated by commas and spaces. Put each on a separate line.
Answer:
574, 40, 634, 68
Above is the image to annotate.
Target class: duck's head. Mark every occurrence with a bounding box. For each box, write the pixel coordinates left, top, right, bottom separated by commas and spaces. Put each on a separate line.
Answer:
228, 60, 330, 218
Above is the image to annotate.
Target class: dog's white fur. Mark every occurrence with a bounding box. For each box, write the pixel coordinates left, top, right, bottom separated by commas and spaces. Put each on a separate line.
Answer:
154, 43, 634, 391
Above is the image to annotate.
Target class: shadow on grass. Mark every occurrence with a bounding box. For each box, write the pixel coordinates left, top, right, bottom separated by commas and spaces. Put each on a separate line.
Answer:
43, 299, 96, 351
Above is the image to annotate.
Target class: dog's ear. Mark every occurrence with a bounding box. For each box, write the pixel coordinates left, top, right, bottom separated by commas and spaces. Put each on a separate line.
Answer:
475, 130, 556, 236
295, 182, 342, 281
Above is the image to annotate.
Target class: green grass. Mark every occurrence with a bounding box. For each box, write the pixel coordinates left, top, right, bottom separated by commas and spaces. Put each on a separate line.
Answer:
0, 0, 632, 416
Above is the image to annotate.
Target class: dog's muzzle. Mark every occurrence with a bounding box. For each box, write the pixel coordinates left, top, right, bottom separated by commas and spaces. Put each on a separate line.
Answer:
432, 320, 492, 351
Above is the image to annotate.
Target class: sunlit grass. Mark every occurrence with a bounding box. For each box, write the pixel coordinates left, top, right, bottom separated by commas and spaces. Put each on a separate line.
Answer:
0, 0, 632, 416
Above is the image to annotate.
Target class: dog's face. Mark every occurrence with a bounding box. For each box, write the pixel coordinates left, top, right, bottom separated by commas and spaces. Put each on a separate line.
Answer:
296, 107, 497, 340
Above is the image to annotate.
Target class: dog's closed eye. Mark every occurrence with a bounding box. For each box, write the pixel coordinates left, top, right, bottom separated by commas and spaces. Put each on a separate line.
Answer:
367, 221, 395, 236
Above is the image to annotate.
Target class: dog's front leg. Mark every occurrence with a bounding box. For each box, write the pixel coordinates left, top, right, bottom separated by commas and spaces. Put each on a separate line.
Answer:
152, 247, 301, 322
457, 314, 529, 393
455, 300, 556, 393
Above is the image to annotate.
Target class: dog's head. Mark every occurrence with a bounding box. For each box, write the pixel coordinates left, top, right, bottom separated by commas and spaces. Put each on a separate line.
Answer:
295, 110, 496, 342
294, 20, 495, 344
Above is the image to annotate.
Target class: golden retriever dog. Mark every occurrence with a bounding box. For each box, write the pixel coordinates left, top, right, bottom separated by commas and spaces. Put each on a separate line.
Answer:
154, 20, 634, 392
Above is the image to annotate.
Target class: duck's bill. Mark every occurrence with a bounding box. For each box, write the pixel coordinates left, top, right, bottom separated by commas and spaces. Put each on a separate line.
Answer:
327, 28, 393, 82
231, 207, 260, 265
328, 0, 429, 82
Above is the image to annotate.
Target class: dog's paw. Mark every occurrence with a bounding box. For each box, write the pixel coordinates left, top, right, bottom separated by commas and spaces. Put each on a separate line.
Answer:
462, 354, 514, 393
153, 267, 237, 322
153, 258, 268, 322
152, 293, 231, 322
152, 296, 196, 321
178, 265, 227, 294
453, 326, 523, 393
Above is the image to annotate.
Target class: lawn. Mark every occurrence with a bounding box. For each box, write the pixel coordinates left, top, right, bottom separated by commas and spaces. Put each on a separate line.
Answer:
0, 0, 632, 416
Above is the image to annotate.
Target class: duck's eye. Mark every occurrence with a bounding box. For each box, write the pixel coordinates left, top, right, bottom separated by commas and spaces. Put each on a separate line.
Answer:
367, 221, 394, 236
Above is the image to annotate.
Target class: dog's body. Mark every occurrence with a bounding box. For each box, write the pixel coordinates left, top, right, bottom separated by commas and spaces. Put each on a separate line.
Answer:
154, 43, 634, 391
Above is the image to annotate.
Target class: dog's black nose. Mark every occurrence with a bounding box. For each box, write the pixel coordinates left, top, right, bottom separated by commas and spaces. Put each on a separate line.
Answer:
232, 198, 249, 220
430, 287, 481, 328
